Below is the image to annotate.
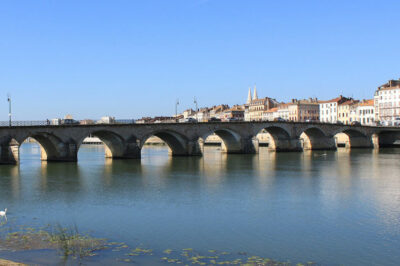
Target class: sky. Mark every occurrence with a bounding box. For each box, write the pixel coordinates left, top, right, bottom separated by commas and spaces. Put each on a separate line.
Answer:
1, 0, 399, 120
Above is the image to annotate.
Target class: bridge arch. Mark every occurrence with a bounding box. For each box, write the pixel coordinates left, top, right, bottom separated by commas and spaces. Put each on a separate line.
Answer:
142, 130, 190, 156
77, 130, 140, 159
300, 127, 336, 150
257, 126, 300, 151
1, 133, 71, 164
333, 129, 372, 149
373, 130, 400, 148
201, 128, 242, 153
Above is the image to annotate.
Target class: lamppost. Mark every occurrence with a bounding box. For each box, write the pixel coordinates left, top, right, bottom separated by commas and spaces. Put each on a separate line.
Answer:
175, 99, 179, 122
194, 97, 198, 121
7, 94, 11, 127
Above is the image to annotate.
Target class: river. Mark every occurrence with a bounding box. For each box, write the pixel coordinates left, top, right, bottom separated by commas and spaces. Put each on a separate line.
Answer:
0, 143, 399, 265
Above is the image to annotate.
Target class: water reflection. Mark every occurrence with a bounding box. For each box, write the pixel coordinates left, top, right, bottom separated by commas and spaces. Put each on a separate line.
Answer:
0, 165, 21, 200
1, 144, 400, 265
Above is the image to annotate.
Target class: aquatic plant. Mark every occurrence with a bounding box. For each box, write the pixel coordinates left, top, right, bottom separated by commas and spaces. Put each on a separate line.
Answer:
48, 224, 107, 259
0, 223, 108, 260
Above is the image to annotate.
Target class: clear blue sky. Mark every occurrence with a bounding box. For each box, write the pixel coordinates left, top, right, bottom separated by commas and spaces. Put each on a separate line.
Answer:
1, 0, 399, 120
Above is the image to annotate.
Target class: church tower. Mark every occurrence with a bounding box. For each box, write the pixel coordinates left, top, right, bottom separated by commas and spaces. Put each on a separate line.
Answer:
253, 85, 258, 100
246, 87, 252, 104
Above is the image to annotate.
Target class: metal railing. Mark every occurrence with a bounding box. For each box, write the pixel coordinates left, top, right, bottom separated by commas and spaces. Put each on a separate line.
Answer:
0, 119, 397, 128
0, 119, 136, 127
0, 120, 48, 127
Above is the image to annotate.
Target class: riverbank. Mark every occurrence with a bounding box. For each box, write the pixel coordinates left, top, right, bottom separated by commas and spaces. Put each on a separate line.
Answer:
0, 259, 26, 266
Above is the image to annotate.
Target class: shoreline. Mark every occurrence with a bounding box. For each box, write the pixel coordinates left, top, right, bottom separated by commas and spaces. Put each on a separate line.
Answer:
0, 259, 26, 266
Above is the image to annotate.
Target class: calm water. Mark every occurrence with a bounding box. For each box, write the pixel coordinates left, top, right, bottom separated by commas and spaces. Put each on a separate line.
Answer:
0, 143, 400, 265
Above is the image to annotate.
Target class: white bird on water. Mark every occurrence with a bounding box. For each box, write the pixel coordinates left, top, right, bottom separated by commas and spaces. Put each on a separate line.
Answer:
0, 208, 7, 221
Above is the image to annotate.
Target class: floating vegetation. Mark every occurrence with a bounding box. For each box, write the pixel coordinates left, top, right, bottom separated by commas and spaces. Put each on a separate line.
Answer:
156, 248, 316, 265
0, 222, 316, 265
0, 223, 129, 263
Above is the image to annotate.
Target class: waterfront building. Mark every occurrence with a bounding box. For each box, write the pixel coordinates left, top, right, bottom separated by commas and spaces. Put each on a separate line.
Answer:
182, 109, 196, 119
244, 86, 278, 121
222, 105, 244, 121
136, 117, 153, 123
287, 98, 319, 122
357, 99, 375, 125
375, 79, 400, 125
153, 116, 176, 123
96, 116, 115, 124
209, 105, 230, 120
338, 100, 359, 125
262, 107, 278, 121
80, 119, 95, 125
319, 95, 352, 123
50, 118, 61, 125
196, 107, 210, 122
137, 116, 176, 123
61, 114, 79, 125
277, 103, 290, 121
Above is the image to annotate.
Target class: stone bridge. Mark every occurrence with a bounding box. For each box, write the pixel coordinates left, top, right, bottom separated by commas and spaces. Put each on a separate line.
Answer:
1, 122, 400, 164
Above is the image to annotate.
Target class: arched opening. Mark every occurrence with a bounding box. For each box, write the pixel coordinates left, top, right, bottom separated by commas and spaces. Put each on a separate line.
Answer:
258, 126, 299, 152
334, 130, 372, 149
200, 129, 242, 154
1, 133, 66, 164
300, 127, 336, 150
375, 131, 400, 148
78, 131, 140, 160
142, 130, 189, 156
18, 137, 45, 162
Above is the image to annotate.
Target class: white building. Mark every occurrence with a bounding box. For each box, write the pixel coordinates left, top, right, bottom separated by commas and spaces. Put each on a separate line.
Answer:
277, 104, 290, 121
196, 108, 210, 122
97, 116, 115, 124
375, 79, 400, 125
182, 109, 196, 119
357, 100, 375, 126
262, 107, 278, 121
319, 96, 352, 123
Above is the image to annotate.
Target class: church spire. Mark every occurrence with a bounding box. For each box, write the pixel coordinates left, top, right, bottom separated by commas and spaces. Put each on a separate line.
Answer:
246, 87, 252, 104
253, 85, 258, 100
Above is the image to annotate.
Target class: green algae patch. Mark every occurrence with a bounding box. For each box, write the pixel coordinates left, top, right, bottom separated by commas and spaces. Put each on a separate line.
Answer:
155, 248, 316, 265
0, 224, 109, 260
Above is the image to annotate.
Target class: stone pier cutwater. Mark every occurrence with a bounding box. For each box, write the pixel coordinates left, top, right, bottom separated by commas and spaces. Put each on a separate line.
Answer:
0, 121, 400, 164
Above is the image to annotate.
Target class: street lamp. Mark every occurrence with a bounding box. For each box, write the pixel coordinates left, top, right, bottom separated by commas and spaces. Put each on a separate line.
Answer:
194, 97, 198, 121
175, 99, 179, 122
7, 94, 11, 127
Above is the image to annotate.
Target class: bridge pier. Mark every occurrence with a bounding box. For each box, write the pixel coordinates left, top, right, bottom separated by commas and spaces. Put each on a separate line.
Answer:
269, 138, 302, 152
372, 133, 380, 149
165, 139, 203, 157
346, 136, 373, 149
219, 136, 259, 154
372, 131, 400, 148
45, 142, 78, 162
302, 135, 336, 150
0, 140, 19, 164
242, 136, 259, 154
105, 142, 141, 159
